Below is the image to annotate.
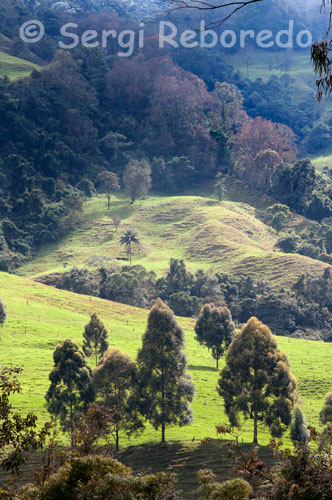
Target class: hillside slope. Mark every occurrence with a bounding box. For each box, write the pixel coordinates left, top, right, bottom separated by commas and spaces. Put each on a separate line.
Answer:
0, 50, 39, 80
0, 271, 331, 448
16, 187, 329, 288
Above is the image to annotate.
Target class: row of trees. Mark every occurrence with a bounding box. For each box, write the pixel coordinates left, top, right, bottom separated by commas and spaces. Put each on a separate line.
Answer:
45, 300, 195, 448
45, 298, 303, 447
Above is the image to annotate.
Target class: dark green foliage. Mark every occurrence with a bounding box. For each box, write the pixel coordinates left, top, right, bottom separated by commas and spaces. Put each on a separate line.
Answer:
320, 393, 332, 425
93, 348, 143, 451
157, 259, 193, 298
305, 192, 332, 222
270, 160, 316, 214
45, 339, 94, 445
151, 156, 196, 193
217, 317, 297, 444
168, 292, 202, 318
123, 160, 151, 204
40, 267, 101, 296
137, 299, 195, 444
0, 298, 6, 327
195, 304, 235, 368
18, 455, 180, 500
83, 313, 109, 366
290, 407, 309, 443
101, 265, 157, 308
237, 75, 315, 141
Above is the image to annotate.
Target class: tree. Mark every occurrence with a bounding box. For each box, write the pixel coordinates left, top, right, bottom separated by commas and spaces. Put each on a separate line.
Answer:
120, 229, 140, 265
195, 304, 235, 369
0, 298, 6, 327
0, 367, 51, 475
168, 292, 202, 318
234, 118, 297, 185
96, 170, 120, 210
72, 403, 118, 456
214, 173, 225, 202
83, 313, 109, 366
123, 159, 151, 204
45, 339, 94, 447
217, 317, 297, 444
137, 299, 195, 444
320, 392, 332, 425
266, 204, 291, 233
93, 348, 143, 451
112, 215, 121, 232
290, 407, 309, 443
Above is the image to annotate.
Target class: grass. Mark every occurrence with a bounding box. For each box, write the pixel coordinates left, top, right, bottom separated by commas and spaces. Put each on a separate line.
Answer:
16, 185, 329, 288
0, 51, 39, 81
1, 270, 332, 450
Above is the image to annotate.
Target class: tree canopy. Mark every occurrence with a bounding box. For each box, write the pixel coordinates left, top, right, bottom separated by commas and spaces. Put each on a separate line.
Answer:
137, 299, 195, 444
217, 317, 297, 444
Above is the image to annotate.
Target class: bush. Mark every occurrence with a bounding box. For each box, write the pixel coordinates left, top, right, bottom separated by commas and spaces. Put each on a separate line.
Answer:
168, 292, 202, 317
19, 455, 180, 500
197, 470, 252, 500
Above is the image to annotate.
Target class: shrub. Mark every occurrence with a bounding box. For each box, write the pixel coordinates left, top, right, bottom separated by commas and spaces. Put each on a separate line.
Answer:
18, 455, 179, 500
197, 470, 252, 500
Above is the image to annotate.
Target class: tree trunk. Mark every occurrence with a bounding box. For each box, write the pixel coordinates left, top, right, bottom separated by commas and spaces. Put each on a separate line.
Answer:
161, 423, 166, 445
107, 194, 111, 210
116, 430, 119, 452
129, 245, 132, 265
253, 415, 258, 445
216, 357, 219, 369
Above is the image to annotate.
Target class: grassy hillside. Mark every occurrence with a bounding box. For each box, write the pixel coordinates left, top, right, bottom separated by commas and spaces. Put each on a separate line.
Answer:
0, 271, 332, 449
0, 50, 38, 81
16, 186, 329, 288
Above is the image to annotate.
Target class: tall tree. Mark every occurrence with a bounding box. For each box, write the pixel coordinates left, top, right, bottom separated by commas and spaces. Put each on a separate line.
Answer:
195, 304, 235, 369
0, 298, 6, 327
120, 229, 140, 265
217, 317, 297, 444
45, 339, 94, 447
137, 299, 195, 444
290, 407, 309, 443
83, 313, 109, 366
93, 348, 143, 451
214, 173, 225, 202
123, 159, 151, 204
96, 170, 120, 210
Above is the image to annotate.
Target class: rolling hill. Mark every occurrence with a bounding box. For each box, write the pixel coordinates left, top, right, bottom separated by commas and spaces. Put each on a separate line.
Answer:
0, 270, 331, 450
16, 182, 329, 289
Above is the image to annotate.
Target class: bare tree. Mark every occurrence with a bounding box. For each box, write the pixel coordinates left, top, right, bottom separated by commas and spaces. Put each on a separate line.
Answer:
168, 0, 263, 28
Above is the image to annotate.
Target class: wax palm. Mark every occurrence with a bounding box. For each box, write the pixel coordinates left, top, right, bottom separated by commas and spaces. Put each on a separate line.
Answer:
120, 229, 140, 265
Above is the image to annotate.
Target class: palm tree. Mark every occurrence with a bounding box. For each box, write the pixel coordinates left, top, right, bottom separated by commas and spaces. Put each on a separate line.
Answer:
120, 229, 140, 265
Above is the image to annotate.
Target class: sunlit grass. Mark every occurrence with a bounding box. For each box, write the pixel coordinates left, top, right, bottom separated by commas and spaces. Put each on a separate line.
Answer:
0, 271, 331, 451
